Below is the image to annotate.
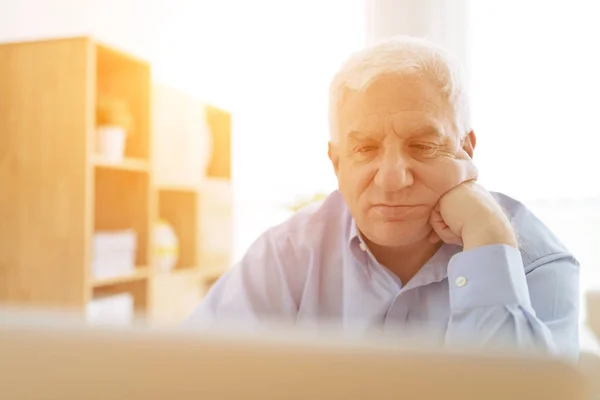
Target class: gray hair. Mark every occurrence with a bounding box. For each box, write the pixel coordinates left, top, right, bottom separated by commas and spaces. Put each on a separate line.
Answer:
328, 35, 471, 143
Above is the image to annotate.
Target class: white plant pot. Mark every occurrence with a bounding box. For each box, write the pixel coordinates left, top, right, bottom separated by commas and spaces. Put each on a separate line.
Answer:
96, 126, 127, 162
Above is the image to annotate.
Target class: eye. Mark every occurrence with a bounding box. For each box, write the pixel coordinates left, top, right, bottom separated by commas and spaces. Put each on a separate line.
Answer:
411, 143, 436, 151
355, 145, 377, 153
410, 143, 439, 157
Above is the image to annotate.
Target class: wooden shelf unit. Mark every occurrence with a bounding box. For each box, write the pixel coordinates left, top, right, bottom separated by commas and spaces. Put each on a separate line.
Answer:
0, 37, 153, 315
0, 37, 233, 325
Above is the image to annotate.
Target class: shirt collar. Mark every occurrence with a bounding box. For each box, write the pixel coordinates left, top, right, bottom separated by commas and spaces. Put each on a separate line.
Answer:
348, 218, 360, 246
347, 218, 370, 266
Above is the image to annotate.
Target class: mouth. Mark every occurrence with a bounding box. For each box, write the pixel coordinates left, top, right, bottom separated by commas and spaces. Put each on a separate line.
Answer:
370, 204, 429, 220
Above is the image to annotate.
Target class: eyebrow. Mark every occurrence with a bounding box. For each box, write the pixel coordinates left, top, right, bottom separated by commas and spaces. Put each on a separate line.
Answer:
347, 124, 448, 142
409, 121, 446, 137
346, 130, 383, 141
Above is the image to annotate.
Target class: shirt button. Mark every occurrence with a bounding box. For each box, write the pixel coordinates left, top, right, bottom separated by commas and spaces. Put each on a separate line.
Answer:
455, 276, 468, 287
359, 242, 367, 252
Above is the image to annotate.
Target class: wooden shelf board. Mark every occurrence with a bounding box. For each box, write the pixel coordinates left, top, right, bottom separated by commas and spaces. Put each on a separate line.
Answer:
155, 184, 201, 193
90, 268, 149, 288
93, 156, 149, 172
154, 266, 202, 277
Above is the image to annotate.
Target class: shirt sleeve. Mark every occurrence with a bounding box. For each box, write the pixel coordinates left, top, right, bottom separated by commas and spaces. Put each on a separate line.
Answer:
182, 230, 301, 330
444, 244, 580, 359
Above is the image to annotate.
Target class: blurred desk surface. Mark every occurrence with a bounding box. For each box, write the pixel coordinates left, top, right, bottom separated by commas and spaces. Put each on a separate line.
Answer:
581, 324, 600, 354
0, 318, 590, 400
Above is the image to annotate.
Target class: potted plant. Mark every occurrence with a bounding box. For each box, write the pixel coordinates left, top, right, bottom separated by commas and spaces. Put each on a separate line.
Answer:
95, 97, 134, 162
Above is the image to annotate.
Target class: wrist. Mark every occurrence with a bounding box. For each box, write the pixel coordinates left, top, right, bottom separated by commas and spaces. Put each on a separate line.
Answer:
462, 213, 517, 251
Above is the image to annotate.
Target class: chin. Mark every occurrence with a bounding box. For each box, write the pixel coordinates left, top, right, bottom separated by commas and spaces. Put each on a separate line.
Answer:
364, 220, 431, 247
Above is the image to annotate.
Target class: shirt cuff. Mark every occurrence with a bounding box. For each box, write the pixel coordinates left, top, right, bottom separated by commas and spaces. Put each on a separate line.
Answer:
447, 244, 532, 311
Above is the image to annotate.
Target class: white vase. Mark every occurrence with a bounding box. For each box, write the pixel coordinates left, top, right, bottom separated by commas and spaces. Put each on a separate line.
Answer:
154, 220, 179, 272
96, 125, 126, 162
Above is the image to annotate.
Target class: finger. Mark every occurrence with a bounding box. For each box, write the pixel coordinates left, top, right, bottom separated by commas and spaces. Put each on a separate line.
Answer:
434, 221, 463, 245
437, 229, 463, 246
429, 209, 463, 246
429, 208, 446, 231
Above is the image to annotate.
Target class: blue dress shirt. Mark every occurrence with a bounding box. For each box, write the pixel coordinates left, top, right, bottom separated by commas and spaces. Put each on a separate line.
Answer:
186, 191, 580, 358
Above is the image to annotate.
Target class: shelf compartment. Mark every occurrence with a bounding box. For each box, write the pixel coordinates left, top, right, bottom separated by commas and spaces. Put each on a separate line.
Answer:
95, 42, 150, 160
157, 190, 199, 271
94, 168, 150, 267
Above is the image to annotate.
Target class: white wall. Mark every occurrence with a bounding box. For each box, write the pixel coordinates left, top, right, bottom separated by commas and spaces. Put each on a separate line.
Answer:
366, 0, 469, 69
0, 0, 242, 109
469, 0, 600, 199
226, 1, 366, 259
0, 0, 156, 59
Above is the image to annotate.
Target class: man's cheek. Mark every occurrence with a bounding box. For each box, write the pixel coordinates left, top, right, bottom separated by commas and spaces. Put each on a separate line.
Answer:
412, 158, 478, 196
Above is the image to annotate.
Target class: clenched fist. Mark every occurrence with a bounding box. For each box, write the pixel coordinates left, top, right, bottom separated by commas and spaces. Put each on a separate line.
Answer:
429, 181, 518, 250
426, 146, 517, 250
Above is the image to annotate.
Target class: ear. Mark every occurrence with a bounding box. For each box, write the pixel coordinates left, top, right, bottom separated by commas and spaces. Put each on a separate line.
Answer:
328, 141, 340, 177
461, 130, 476, 158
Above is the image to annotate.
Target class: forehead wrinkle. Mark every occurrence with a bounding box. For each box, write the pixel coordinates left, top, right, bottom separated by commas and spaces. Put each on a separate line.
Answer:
338, 84, 459, 142
345, 112, 448, 142
384, 111, 447, 137
410, 121, 446, 136
357, 99, 443, 117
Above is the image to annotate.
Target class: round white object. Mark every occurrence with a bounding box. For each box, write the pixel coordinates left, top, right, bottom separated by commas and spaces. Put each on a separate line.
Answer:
96, 125, 126, 162
455, 276, 468, 288
154, 220, 179, 272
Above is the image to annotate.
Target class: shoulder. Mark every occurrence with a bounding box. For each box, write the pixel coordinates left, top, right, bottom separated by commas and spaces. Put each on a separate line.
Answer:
491, 191, 578, 270
262, 190, 351, 257
237, 190, 350, 281
227, 190, 349, 306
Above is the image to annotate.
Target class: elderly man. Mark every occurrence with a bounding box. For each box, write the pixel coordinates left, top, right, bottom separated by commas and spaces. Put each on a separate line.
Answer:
187, 36, 579, 357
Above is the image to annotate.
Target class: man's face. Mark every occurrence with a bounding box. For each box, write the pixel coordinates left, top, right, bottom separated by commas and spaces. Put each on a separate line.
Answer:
329, 74, 474, 248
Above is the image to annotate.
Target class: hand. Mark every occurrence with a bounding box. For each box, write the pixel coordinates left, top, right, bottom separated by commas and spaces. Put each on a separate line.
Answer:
428, 181, 517, 250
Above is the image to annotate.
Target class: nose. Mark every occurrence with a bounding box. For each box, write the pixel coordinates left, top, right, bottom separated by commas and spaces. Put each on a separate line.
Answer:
373, 150, 414, 191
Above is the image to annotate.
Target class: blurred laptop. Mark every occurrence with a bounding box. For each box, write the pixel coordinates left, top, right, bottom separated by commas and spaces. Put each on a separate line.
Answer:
0, 315, 588, 400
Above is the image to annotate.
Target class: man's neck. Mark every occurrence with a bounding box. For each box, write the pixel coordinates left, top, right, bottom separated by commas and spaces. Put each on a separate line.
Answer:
364, 238, 443, 284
